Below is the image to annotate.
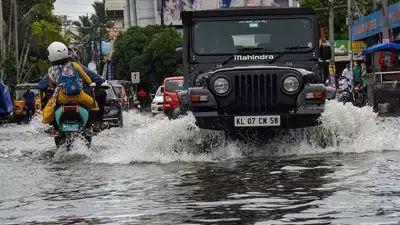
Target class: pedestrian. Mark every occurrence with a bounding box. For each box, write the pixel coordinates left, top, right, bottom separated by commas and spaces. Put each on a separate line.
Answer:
361, 62, 368, 95
341, 64, 353, 87
353, 61, 362, 87
23, 87, 36, 119
137, 88, 147, 109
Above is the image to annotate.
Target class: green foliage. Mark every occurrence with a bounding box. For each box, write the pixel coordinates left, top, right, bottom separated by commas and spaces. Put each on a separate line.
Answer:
299, 0, 399, 40
111, 25, 183, 85
31, 20, 68, 50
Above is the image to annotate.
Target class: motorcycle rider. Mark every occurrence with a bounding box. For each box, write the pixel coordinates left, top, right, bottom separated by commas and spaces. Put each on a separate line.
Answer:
38, 48, 104, 105
41, 41, 103, 133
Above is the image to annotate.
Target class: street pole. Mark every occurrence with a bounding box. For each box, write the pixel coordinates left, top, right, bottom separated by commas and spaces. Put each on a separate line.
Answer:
0, 0, 4, 80
373, 0, 377, 10
126, 0, 131, 27
161, 0, 165, 26
348, 0, 354, 89
13, 0, 18, 80
328, 0, 335, 87
381, 0, 390, 43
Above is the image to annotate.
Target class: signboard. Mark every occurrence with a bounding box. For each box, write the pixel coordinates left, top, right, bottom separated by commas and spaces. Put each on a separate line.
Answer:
131, 72, 140, 84
333, 40, 366, 55
351, 1, 400, 41
154, 0, 298, 26
334, 40, 348, 55
351, 41, 365, 55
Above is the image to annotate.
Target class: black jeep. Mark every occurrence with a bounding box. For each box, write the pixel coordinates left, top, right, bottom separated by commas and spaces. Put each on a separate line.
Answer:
175, 7, 336, 131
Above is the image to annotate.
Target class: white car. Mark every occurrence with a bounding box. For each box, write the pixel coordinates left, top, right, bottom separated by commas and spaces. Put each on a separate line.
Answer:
151, 86, 164, 115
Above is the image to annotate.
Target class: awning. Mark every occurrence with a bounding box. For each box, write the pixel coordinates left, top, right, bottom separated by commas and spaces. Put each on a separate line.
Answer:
357, 43, 400, 57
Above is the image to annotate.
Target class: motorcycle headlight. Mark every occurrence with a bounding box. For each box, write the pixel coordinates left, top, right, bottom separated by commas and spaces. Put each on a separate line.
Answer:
213, 77, 229, 95
282, 76, 300, 93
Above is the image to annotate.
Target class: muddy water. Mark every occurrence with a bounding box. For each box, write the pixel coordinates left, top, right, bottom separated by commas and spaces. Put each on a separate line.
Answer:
1, 101, 400, 224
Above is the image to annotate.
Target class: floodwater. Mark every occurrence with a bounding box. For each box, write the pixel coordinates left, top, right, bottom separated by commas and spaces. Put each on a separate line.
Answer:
1, 101, 400, 224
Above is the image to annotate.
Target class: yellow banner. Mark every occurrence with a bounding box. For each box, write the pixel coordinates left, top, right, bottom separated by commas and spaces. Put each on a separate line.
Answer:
350, 41, 366, 54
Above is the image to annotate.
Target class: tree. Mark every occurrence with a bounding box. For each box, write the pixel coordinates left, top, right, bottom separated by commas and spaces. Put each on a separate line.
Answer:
1, 0, 67, 87
111, 25, 183, 85
72, 2, 112, 67
299, 0, 398, 40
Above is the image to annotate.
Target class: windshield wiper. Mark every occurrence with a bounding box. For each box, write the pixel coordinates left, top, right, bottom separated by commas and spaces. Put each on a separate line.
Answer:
267, 46, 311, 64
220, 47, 265, 66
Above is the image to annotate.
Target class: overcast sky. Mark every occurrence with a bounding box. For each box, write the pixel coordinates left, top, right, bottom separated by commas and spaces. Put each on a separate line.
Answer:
54, 0, 97, 21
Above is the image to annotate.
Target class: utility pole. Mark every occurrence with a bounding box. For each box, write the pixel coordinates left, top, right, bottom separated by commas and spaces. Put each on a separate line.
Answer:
373, 0, 377, 10
0, 0, 4, 80
328, 0, 335, 66
348, 0, 354, 88
126, 0, 131, 27
131, 0, 137, 26
328, 0, 335, 87
161, 0, 165, 26
381, 0, 390, 43
13, 0, 18, 79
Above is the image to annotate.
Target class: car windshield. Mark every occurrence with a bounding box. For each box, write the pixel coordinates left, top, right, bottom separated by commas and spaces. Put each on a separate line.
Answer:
104, 87, 117, 99
113, 86, 122, 95
165, 80, 184, 92
193, 18, 313, 54
15, 89, 39, 100
156, 86, 163, 96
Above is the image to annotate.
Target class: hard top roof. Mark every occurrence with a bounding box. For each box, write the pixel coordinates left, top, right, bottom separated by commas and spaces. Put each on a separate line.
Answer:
181, 7, 316, 21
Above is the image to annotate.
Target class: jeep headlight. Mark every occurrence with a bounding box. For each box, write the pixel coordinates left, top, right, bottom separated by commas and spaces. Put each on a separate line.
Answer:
283, 76, 300, 93
213, 77, 229, 95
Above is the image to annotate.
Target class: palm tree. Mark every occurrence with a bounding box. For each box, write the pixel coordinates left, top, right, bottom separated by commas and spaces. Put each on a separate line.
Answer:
71, 2, 112, 67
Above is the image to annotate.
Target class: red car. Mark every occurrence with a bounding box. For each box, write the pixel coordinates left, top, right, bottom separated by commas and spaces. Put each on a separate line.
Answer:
163, 76, 184, 118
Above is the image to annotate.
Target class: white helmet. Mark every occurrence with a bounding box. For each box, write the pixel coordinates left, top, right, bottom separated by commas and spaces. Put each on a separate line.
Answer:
47, 41, 68, 62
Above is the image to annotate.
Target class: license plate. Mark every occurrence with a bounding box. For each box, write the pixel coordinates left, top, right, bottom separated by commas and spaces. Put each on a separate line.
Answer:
62, 124, 80, 131
234, 115, 281, 127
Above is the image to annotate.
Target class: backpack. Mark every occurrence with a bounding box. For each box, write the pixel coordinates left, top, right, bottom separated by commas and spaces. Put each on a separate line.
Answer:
57, 64, 83, 95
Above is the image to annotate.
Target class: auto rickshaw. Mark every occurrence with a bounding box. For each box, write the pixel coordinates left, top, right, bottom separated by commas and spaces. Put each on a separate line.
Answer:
358, 42, 400, 115
13, 83, 42, 122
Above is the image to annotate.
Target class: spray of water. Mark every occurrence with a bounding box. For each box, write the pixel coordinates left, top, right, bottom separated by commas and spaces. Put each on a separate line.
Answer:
1, 101, 400, 164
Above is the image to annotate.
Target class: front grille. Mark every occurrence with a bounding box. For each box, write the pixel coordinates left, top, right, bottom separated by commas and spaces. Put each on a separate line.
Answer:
216, 70, 296, 114
234, 73, 278, 114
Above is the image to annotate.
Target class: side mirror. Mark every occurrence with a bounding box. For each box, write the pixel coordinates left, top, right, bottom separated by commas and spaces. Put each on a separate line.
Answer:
160, 87, 164, 93
320, 44, 332, 61
175, 47, 183, 64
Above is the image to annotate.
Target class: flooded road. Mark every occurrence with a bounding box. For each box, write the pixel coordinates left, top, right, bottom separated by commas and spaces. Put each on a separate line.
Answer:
1, 101, 400, 224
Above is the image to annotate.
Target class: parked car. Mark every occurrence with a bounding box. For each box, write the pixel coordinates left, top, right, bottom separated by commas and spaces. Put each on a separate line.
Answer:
151, 85, 164, 115
163, 76, 184, 118
102, 82, 123, 128
110, 83, 130, 111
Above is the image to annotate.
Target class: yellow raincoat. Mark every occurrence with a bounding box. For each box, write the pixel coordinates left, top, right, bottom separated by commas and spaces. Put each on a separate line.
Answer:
42, 62, 99, 124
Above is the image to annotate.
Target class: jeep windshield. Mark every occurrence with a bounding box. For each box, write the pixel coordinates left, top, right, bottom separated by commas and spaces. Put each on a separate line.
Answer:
193, 18, 314, 55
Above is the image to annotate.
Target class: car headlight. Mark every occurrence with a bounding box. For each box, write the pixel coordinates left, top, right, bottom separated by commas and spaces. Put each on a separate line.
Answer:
165, 96, 173, 102
282, 76, 300, 93
213, 77, 229, 95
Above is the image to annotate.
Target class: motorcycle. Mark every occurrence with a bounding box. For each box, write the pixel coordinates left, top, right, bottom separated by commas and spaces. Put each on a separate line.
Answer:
353, 84, 367, 107
53, 103, 93, 150
337, 87, 353, 105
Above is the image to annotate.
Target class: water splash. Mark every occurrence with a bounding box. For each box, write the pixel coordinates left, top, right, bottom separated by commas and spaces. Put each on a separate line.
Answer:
2, 101, 400, 164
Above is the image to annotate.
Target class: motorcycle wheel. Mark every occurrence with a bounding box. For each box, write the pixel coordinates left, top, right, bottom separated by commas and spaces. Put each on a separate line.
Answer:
84, 136, 92, 148
54, 135, 73, 151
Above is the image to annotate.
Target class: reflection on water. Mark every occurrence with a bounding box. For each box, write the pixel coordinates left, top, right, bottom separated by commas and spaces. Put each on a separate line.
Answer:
1, 155, 339, 224
2, 102, 400, 224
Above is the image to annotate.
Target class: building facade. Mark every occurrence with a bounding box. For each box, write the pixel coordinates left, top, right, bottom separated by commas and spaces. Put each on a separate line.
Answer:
105, 0, 300, 31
